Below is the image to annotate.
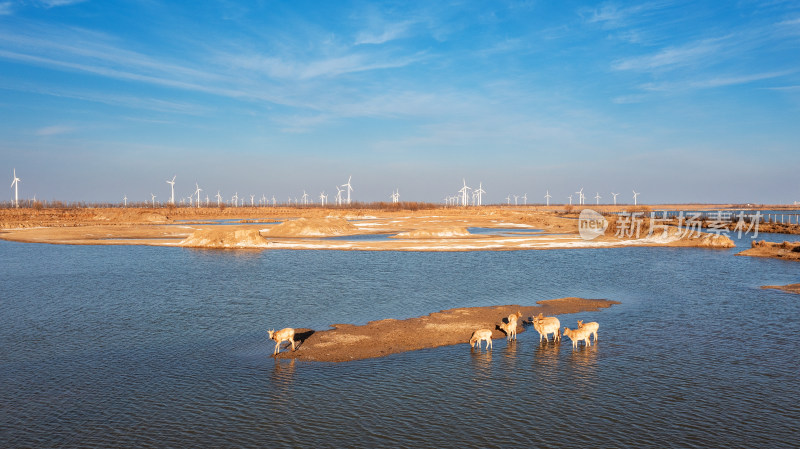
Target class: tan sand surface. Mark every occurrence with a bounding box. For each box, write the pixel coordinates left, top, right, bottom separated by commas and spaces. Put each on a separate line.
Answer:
0, 206, 736, 251
736, 240, 800, 261
761, 284, 800, 294
273, 297, 619, 362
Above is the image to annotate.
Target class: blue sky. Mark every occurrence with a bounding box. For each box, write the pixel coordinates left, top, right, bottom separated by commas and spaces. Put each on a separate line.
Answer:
1, 0, 799, 205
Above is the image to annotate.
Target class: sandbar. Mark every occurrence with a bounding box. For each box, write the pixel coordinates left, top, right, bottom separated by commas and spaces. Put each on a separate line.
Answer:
736, 240, 800, 262
761, 284, 800, 294
273, 297, 619, 363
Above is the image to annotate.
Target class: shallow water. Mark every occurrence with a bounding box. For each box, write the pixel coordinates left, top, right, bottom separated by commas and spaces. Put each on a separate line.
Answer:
1, 232, 799, 448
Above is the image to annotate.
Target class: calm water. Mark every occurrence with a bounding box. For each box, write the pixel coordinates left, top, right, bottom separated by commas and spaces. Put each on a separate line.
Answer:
1, 230, 799, 448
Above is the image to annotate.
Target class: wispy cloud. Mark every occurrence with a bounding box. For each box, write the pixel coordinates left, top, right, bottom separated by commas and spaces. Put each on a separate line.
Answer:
0, 2, 13, 15
3, 81, 213, 115
227, 52, 424, 80
355, 20, 416, 45
37, 0, 88, 8
36, 125, 75, 136
583, 1, 672, 29
612, 36, 727, 72
639, 70, 793, 92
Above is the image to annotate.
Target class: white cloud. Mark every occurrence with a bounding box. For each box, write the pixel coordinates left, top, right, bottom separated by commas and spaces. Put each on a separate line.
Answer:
0, 2, 13, 15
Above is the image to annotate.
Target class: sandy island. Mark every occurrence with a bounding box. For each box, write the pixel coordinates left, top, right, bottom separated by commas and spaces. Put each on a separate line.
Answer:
273, 297, 619, 363
0, 205, 742, 251
737, 240, 800, 262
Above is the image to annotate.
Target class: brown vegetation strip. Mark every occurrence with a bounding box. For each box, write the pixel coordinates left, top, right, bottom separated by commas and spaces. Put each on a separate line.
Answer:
274, 297, 619, 363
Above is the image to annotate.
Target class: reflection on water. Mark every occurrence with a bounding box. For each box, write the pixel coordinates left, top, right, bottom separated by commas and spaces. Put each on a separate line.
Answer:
1, 236, 799, 447
469, 346, 493, 382
568, 342, 599, 379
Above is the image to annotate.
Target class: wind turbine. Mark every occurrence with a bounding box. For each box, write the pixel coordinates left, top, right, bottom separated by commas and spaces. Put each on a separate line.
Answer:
335, 186, 344, 206
595, 192, 601, 205
576, 187, 585, 205
166, 175, 176, 205
506, 195, 511, 205
232, 192, 238, 207
215, 191, 222, 207
272, 195, 276, 206
10, 169, 20, 208
341, 176, 353, 205
301, 190, 309, 205
205, 195, 209, 206
522, 193, 527, 205
611, 192, 619, 205
632, 190, 640, 206
544, 190, 551, 206
194, 183, 202, 208
123, 195, 127, 207
250, 194, 255, 206
513, 194, 519, 206
474, 182, 486, 206
150, 193, 157, 208
458, 179, 471, 206
320, 191, 327, 206
568, 194, 573, 205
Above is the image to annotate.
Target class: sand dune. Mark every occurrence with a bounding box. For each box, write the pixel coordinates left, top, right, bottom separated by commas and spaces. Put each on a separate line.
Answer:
262, 217, 357, 237
180, 229, 267, 248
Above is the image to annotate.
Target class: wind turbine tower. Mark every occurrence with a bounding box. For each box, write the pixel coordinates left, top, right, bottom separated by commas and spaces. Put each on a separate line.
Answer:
150, 193, 157, 208
475, 182, 486, 206
194, 183, 202, 208
10, 169, 20, 208
633, 190, 640, 206
545, 190, 552, 206
166, 176, 176, 205
576, 187, 585, 205
595, 192, 601, 205
341, 176, 353, 205
335, 186, 344, 206
458, 179, 472, 206
611, 192, 619, 205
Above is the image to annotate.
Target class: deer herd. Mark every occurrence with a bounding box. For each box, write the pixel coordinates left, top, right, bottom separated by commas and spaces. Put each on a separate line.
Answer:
268, 311, 600, 357
470, 311, 599, 350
